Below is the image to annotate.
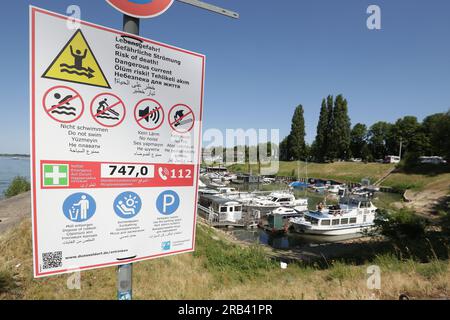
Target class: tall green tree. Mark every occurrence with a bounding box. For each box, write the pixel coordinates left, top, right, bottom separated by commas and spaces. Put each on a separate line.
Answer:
279, 136, 290, 161
314, 99, 329, 162
325, 95, 335, 160
350, 123, 368, 159
288, 105, 307, 160
331, 95, 351, 160
422, 112, 450, 157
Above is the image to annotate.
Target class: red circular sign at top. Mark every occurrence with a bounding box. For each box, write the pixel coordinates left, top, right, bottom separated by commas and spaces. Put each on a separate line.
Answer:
106, 0, 174, 18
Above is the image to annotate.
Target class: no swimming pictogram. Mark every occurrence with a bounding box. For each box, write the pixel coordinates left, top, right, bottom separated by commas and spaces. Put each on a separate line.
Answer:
42, 86, 84, 124
42, 29, 111, 89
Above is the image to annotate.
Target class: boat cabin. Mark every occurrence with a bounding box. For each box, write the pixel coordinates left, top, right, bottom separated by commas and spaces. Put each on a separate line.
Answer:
198, 195, 243, 223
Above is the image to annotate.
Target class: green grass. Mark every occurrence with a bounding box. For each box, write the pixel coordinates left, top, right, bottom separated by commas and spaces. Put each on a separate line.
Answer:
372, 192, 404, 210
1, 219, 449, 300
416, 260, 448, 280
194, 224, 277, 283
326, 261, 362, 283
229, 161, 395, 184
229, 161, 450, 196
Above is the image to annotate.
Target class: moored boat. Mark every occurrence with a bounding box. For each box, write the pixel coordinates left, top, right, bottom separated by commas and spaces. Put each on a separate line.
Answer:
290, 197, 377, 236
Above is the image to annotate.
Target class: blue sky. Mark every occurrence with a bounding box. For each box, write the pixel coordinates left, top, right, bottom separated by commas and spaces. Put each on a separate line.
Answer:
1, 0, 450, 153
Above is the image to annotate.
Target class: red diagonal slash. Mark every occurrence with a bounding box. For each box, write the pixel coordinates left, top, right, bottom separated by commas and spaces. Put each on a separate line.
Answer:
137, 106, 163, 123
94, 100, 123, 118
47, 94, 81, 113
170, 110, 193, 127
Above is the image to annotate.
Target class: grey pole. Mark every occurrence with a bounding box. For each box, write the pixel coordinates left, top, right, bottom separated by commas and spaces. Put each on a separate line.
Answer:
123, 14, 140, 35
117, 14, 140, 301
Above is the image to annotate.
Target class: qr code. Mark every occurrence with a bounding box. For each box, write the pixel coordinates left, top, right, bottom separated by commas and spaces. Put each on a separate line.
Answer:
42, 251, 63, 269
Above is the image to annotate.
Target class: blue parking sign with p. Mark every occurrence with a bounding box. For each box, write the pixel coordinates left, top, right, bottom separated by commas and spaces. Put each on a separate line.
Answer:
156, 190, 180, 215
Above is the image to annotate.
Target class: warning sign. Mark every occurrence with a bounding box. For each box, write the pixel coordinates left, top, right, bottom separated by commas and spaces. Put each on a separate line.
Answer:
30, 7, 205, 278
134, 99, 165, 131
90, 93, 126, 128
42, 86, 84, 123
169, 104, 195, 133
42, 29, 111, 89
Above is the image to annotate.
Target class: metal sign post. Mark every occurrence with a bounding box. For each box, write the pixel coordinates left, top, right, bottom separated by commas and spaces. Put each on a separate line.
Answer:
111, 0, 239, 301
116, 13, 140, 301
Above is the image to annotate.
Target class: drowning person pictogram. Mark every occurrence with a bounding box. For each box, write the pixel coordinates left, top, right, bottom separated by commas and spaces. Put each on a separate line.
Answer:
42, 29, 110, 89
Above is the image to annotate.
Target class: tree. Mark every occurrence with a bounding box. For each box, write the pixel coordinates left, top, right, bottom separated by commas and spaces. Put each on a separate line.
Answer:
314, 99, 329, 162
390, 116, 421, 153
288, 105, 307, 160
279, 136, 289, 161
331, 95, 351, 160
422, 112, 450, 158
350, 123, 368, 159
325, 95, 335, 160
368, 121, 392, 160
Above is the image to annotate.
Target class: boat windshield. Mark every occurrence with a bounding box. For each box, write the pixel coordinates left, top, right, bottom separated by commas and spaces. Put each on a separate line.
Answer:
304, 215, 319, 225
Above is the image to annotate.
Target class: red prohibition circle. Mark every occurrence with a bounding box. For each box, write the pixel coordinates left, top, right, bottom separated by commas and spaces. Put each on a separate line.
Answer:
168, 104, 195, 133
42, 85, 84, 124
134, 98, 165, 131
90, 93, 126, 128
106, 0, 174, 19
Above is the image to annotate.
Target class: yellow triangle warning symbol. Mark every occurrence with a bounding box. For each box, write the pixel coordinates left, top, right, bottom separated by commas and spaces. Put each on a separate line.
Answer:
42, 29, 111, 89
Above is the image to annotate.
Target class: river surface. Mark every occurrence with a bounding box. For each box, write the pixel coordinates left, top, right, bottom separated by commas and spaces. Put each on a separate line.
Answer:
0, 157, 30, 198
229, 228, 364, 249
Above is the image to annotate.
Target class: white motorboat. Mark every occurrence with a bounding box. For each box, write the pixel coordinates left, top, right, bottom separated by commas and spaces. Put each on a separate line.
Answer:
327, 184, 346, 194
268, 207, 304, 218
198, 179, 207, 188
290, 197, 377, 236
244, 192, 308, 215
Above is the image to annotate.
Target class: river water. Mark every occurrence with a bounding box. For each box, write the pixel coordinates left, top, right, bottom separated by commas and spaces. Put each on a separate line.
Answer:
225, 182, 401, 249
0, 156, 30, 198
230, 228, 364, 249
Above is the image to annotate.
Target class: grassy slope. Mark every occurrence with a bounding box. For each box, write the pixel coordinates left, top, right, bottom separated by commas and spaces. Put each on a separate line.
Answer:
1, 218, 449, 300
229, 161, 450, 191
230, 162, 395, 183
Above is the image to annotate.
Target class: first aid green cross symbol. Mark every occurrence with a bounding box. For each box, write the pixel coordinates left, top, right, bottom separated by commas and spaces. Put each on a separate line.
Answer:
43, 164, 68, 186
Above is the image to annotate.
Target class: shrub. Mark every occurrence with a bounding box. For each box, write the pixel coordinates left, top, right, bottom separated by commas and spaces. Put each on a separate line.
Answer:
4, 176, 30, 198
375, 209, 428, 241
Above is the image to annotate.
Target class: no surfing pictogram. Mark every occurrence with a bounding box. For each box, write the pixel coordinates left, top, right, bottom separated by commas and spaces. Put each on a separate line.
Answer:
168, 104, 195, 133
134, 99, 165, 131
42, 86, 84, 124
90, 93, 126, 128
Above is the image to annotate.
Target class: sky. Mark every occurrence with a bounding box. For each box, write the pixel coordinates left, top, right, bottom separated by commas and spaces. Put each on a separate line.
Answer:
1, 0, 450, 154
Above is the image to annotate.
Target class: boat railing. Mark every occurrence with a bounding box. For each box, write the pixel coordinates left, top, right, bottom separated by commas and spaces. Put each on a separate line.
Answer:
197, 204, 220, 224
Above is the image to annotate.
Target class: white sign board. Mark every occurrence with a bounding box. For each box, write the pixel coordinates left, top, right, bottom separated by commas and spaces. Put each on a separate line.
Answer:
30, 6, 205, 278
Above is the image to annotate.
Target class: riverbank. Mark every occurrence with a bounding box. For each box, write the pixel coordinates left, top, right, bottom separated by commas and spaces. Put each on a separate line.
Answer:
1, 216, 449, 299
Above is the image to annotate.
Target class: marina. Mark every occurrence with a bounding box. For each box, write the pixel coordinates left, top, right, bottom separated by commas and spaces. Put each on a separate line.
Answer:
197, 166, 392, 249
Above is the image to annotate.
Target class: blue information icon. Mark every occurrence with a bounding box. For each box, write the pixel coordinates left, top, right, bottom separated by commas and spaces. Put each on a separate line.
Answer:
114, 191, 142, 219
62, 193, 96, 223
156, 190, 180, 215
161, 241, 171, 251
